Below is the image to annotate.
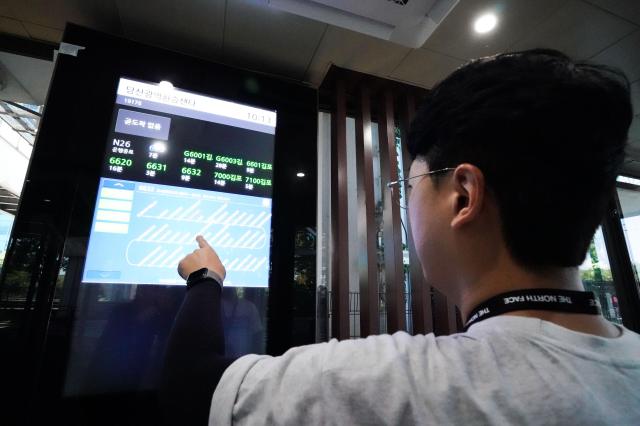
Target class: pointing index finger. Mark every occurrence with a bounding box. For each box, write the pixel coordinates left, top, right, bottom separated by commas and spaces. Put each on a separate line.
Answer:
196, 235, 211, 249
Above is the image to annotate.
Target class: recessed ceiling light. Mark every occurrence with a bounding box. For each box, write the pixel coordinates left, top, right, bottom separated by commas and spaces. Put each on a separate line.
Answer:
159, 80, 174, 89
296, 172, 305, 178
474, 13, 498, 34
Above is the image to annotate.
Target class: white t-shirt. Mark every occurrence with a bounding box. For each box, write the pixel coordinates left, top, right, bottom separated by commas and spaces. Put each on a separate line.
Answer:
210, 316, 640, 425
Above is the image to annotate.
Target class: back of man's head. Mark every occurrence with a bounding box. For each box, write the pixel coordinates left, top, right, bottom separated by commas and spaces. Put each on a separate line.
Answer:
408, 49, 633, 270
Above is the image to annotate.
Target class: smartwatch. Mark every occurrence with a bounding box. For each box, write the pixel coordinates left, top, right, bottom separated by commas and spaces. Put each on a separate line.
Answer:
186, 267, 224, 291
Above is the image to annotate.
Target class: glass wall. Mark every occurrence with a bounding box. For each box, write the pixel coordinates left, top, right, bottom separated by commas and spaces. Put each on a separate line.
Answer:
316, 112, 331, 341
371, 122, 385, 334
579, 227, 622, 324
0, 102, 41, 323
616, 176, 640, 287
0, 101, 39, 267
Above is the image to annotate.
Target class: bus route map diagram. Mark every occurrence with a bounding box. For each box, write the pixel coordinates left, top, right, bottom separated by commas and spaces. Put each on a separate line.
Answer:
83, 178, 272, 287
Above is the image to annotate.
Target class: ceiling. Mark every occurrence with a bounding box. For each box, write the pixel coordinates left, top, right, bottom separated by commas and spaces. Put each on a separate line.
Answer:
0, 51, 53, 104
0, 0, 639, 174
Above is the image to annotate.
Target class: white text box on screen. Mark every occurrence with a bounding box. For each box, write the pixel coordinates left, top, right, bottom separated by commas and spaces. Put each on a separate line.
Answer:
98, 199, 133, 211
94, 222, 129, 234
101, 187, 134, 200
96, 210, 131, 223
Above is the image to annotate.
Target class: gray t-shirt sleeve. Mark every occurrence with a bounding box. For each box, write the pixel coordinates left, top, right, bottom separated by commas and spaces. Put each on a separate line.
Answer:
208, 333, 440, 425
209, 343, 330, 425
208, 354, 266, 425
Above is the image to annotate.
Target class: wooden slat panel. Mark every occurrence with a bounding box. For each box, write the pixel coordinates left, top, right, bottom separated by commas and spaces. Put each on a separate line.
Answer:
431, 287, 449, 336
447, 302, 459, 334
378, 88, 405, 333
432, 287, 461, 335
355, 86, 379, 337
398, 93, 434, 335
330, 79, 350, 340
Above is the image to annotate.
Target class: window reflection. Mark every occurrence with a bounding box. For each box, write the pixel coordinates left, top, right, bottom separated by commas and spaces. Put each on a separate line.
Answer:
64, 282, 269, 396
64, 284, 184, 395
222, 287, 265, 357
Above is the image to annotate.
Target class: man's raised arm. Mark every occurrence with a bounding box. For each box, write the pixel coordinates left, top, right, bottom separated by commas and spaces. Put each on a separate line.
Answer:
160, 236, 236, 425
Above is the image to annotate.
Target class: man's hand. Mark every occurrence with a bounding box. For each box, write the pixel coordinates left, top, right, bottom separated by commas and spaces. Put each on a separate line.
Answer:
177, 235, 226, 281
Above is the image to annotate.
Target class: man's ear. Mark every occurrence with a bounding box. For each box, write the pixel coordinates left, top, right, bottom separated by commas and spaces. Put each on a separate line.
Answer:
450, 164, 485, 229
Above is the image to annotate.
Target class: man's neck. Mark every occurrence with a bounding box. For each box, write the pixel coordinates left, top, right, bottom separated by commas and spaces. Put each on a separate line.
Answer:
459, 261, 584, 317
458, 262, 620, 338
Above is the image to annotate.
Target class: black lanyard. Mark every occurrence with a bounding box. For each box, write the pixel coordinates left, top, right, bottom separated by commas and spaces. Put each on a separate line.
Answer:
464, 288, 601, 331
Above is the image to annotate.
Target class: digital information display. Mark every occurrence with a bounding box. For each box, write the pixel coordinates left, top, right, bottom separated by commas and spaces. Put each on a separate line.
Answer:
82, 78, 276, 287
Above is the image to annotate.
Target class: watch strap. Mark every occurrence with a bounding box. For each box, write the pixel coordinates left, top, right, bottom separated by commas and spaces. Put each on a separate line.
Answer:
186, 268, 223, 291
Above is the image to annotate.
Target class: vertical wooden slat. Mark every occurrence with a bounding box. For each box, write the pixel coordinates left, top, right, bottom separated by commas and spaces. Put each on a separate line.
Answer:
447, 303, 459, 334
431, 287, 449, 336
330, 79, 350, 339
398, 93, 434, 335
398, 92, 416, 177
432, 287, 460, 335
355, 86, 379, 336
378, 88, 406, 333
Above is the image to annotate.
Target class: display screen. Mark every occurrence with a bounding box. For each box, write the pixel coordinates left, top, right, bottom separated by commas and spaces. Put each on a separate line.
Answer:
82, 78, 276, 287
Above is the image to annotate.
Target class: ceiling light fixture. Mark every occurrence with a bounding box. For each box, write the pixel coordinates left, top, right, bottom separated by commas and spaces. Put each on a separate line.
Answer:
296, 172, 306, 178
158, 80, 174, 89
473, 13, 497, 34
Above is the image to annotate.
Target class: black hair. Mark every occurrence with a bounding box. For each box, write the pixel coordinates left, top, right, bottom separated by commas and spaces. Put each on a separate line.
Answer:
408, 49, 633, 268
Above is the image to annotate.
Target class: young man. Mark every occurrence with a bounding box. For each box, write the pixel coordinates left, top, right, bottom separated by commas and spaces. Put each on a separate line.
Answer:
161, 49, 640, 425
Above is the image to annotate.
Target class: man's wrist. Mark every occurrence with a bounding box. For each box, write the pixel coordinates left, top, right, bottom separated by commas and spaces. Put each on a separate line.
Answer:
186, 268, 224, 291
